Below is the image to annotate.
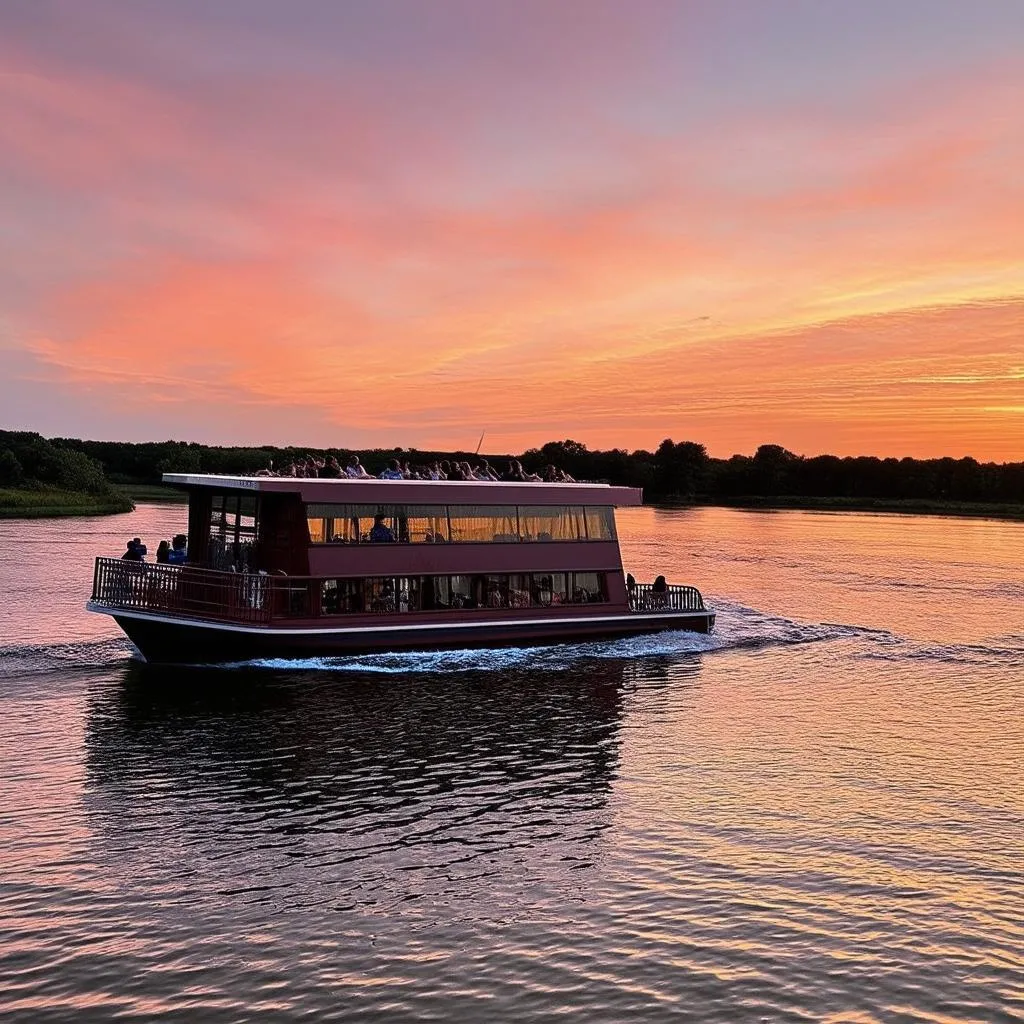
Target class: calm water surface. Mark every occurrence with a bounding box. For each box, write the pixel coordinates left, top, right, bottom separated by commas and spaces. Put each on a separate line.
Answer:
0, 504, 1022, 1022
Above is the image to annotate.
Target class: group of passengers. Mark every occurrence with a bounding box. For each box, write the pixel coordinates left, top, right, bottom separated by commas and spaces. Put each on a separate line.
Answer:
254, 454, 575, 483
120, 535, 187, 564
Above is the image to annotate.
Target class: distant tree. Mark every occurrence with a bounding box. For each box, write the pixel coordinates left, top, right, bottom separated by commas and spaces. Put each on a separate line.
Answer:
654, 439, 709, 497
751, 444, 798, 495
0, 448, 23, 486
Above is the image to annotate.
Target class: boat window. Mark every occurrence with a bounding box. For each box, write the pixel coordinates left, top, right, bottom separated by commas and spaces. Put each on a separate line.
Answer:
321, 578, 363, 614
209, 493, 259, 570
584, 506, 616, 541
571, 572, 606, 603
447, 505, 519, 543
518, 506, 585, 542
401, 506, 450, 544
530, 572, 569, 605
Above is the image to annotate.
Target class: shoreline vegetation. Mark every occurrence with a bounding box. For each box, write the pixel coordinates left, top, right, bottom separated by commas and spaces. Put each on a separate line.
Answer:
0, 487, 134, 519
681, 495, 1024, 521
1, 429, 1022, 522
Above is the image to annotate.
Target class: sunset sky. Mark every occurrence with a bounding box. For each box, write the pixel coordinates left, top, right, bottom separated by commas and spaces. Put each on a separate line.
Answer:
1, 1, 1022, 460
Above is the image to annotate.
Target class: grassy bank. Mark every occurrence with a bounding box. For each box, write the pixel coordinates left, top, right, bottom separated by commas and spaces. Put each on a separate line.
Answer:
0, 487, 135, 519
680, 495, 1024, 521
112, 483, 189, 503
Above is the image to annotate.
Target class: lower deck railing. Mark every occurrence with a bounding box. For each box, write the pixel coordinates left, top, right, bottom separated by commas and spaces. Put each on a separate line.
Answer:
91, 558, 707, 626
628, 583, 706, 612
92, 558, 273, 624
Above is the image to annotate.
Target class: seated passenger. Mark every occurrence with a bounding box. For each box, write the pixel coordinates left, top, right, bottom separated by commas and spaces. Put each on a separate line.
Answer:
156, 540, 171, 564
345, 455, 371, 478
320, 456, 343, 478
369, 513, 395, 542
507, 459, 540, 482
477, 459, 500, 481
379, 458, 404, 480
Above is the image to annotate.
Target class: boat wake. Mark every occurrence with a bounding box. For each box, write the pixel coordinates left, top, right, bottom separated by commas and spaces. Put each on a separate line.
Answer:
0, 636, 138, 679
3, 606, 1015, 680
221, 600, 884, 675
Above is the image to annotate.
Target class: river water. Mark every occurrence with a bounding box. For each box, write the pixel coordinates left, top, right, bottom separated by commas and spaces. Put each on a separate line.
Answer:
0, 504, 1021, 1022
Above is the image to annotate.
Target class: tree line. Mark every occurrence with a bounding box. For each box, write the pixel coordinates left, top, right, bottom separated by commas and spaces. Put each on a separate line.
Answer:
2, 430, 1022, 505
0, 430, 114, 496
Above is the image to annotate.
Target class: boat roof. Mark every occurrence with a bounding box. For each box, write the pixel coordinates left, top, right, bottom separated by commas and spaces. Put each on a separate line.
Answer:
162, 473, 643, 507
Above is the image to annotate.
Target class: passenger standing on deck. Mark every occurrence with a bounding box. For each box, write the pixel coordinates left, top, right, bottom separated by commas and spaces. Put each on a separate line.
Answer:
168, 534, 188, 564
155, 540, 170, 564
121, 537, 146, 561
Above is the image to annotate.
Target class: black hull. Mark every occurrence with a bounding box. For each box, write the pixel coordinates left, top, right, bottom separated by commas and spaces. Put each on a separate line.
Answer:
106, 609, 716, 665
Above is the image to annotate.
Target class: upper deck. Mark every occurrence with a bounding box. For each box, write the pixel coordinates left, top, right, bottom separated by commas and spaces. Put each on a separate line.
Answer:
162, 474, 643, 507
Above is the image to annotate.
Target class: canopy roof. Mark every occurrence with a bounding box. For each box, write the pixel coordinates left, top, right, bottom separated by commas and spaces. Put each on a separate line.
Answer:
162, 474, 643, 507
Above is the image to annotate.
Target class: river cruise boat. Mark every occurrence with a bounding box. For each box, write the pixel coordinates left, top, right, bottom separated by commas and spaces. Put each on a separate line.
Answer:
87, 474, 714, 664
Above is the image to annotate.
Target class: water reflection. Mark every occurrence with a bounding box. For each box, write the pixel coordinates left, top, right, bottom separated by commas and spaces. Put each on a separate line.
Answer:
84, 657, 701, 915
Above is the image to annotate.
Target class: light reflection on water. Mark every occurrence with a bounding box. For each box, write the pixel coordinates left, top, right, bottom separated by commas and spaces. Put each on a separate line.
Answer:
0, 504, 1023, 1021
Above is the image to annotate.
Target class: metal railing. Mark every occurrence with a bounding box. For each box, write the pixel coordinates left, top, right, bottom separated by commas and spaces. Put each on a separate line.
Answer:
92, 558, 706, 625
91, 558, 272, 625
628, 583, 705, 612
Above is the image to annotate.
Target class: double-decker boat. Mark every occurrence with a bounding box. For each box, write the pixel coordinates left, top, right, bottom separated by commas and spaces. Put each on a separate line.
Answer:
87, 474, 714, 664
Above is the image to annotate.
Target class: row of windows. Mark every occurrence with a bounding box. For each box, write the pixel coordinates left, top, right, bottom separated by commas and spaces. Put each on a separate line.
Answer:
317, 572, 608, 616
305, 504, 616, 545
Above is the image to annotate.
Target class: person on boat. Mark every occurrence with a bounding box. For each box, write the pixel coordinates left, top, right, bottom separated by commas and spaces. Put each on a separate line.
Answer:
506, 459, 541, 482
155, 540, 171, 564
477, 460, 500, 481
168, 534, 188, 564
345, 455, 371, 479
121, 537, 146, 561
320, 456, 343, 478
379, 459, 404, 480
651, 575, 669, 608
369, 513, 395, 543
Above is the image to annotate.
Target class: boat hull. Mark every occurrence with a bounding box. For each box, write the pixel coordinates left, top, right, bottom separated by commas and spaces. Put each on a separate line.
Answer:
90, 604, 715, 664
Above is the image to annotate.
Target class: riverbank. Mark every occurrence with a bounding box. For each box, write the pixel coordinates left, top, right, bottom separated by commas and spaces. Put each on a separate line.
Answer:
679, 495, 1024, 521
0, 487, 135, 519
112, 483, 189, 503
